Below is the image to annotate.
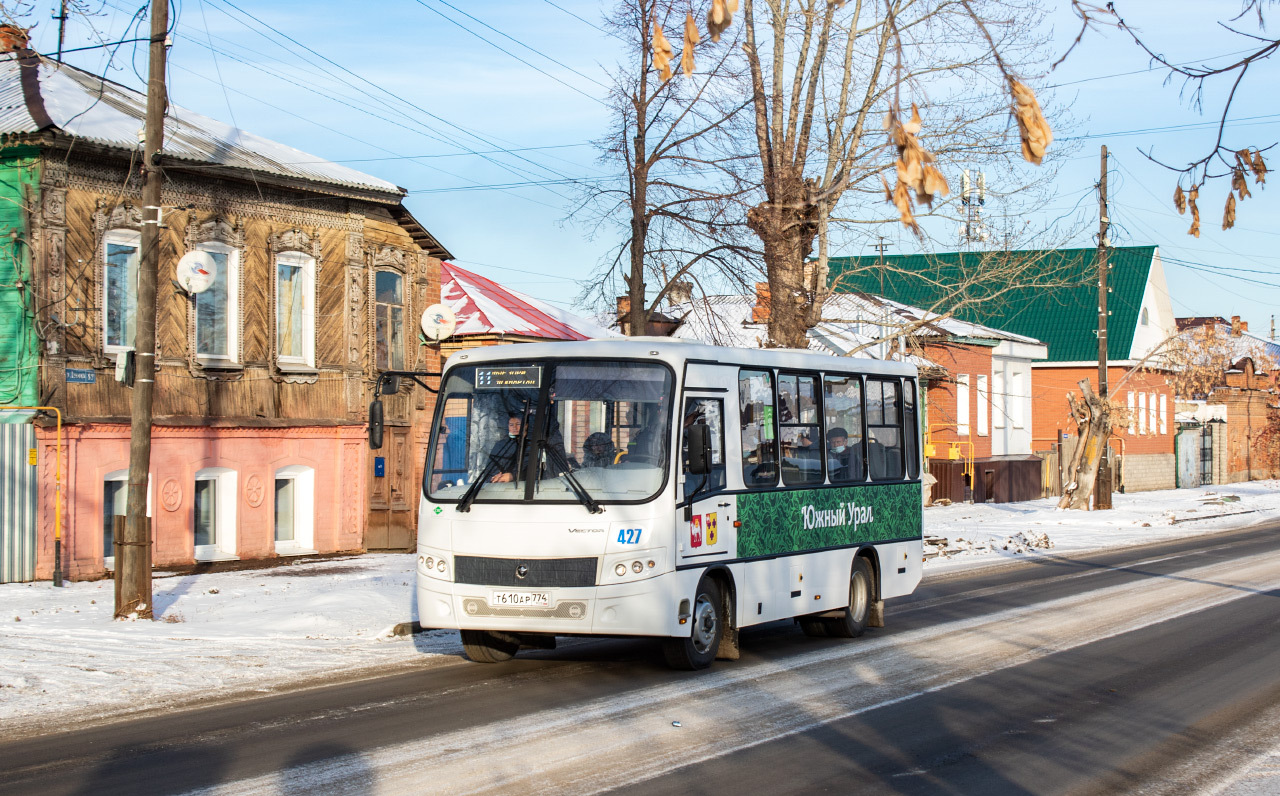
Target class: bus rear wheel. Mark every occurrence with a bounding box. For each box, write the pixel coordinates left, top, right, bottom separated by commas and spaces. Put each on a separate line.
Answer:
460, 629, 521, 663
662, 576, 723, 670
824, 557, 873, 639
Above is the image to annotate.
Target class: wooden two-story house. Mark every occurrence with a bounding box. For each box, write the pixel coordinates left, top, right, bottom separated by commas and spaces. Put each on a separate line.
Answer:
0, 50, 451, 581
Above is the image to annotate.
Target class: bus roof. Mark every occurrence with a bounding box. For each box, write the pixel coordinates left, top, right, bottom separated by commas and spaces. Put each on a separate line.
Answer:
441, 338, 918, 378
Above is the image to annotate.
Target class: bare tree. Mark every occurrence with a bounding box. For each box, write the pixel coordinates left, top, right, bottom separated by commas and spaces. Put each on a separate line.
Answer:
574, 0, 758, 335
736, 0, 1061, 348
1066, 2, 1273, 235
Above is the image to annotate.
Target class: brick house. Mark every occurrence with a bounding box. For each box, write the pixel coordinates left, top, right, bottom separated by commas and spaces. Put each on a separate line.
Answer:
827, 246, 1180, 492
1174, 317, 1280, 484
0, 52, 451, 581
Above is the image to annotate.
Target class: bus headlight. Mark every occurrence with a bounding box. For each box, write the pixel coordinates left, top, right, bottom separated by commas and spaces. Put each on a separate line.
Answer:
437, 559, 447, 574
615, 563, 628, 577
425, 556, 435, 570
632, 561, 643, 574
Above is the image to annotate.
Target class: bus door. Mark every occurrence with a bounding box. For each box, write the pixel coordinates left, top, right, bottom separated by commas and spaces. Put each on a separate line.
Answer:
679, 395, 731, 563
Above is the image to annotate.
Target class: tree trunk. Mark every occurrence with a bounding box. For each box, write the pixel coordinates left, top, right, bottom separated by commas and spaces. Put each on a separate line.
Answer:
749, 173, 819, 348
1058, 379, 1112, 510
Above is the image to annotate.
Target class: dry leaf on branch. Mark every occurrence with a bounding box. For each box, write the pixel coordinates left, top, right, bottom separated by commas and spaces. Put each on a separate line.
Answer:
883, 104, 949, 232
652, 18, 674, 82
1010, 80, 1053, 165
707, 0, 731, 42
1188, 186, 1200, 238
681, 13, 699, 77
1173, 184, 1186, 214
1223, 192, 1237, 231
1232, 167, 1251, 201
892, 181, 916, 233
1251, 150, 1268, 185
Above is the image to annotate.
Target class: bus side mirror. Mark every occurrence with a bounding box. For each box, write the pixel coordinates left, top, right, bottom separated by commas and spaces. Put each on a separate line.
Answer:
686, 423, 712, 475
368, 399, 384, 450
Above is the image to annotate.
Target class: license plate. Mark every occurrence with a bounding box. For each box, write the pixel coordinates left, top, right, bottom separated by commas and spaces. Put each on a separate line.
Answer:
489, 590, 551, 608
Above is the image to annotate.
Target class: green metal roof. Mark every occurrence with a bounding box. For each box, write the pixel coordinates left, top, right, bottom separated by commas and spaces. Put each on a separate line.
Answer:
825, 246, 1157, 363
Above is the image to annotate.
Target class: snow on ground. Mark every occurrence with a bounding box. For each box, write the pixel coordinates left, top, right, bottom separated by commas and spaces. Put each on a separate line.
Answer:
2, 482, 1279, 736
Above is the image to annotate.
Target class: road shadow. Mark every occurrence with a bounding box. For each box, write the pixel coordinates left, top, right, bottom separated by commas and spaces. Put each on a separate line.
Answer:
67, 743, 231, 796
276, 743, 376, 795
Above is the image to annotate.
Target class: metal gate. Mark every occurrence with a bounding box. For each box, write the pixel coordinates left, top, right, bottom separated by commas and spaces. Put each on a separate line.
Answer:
0, 424, 36, 583
1201, 425, 1215, 486
1176, 428, 1201, 488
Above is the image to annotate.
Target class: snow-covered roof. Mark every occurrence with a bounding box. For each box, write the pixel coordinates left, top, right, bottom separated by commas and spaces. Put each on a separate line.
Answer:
441, 262, 617, 341
0, 53, 401, 196
667, 293, 1041, 364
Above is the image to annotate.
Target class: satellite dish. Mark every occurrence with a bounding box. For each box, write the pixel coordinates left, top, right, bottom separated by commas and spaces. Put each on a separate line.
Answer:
176, 251, 218, 294
421, 303, 457, 342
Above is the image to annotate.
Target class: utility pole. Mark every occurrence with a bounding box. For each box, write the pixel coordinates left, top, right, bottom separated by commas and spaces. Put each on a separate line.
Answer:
116, 0, 167, 619
1094, 145, 1113, 510
54, 0, 68, 61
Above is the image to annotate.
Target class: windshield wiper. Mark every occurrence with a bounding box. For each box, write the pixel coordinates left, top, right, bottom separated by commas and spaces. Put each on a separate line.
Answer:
540, 440, 603, 514
456, 439, 515, 513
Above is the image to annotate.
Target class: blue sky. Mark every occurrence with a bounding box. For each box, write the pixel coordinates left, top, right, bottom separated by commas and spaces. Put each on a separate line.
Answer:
25, 1, 1280, 337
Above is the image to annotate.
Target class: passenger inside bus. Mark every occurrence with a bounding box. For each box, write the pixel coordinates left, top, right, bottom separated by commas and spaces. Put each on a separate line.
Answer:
581, 432, 619, 468
488, 413, 529, 483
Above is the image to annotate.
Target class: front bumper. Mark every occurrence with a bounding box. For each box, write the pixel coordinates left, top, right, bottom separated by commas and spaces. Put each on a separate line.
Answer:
417, 571, 696, 637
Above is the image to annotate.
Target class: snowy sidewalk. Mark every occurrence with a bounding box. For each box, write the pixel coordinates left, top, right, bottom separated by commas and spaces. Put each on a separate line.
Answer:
3, 481, 1279, 736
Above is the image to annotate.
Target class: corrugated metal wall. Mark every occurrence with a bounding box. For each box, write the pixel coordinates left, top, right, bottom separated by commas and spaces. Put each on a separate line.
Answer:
0, 423, 36, 583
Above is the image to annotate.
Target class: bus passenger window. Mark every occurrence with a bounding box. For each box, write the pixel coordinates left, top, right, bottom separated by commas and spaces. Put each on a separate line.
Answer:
739, 369, 778, 487
867, 379, 904, 480
823, 375, 865, 483
778, 373, 822, 486
682, 398, 726, 499
904, 380, 920, 479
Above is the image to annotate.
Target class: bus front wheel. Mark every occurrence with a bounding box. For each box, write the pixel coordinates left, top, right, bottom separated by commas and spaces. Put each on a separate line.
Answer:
824, 557, 873, 639
460, 629, 521, 663
663, 576, 724, 670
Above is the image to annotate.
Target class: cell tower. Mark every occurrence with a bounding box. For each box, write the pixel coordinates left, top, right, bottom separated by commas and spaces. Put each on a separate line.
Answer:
959, 169, 989, 247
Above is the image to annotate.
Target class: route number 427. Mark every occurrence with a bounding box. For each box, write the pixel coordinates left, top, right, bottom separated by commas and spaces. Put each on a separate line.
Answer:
617, 528, 643, 544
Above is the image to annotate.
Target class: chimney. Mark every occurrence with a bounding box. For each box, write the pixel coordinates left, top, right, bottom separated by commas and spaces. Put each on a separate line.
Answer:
751, 282, 771, 324
0, 25, 30, 54
1231, 315, 1242, 337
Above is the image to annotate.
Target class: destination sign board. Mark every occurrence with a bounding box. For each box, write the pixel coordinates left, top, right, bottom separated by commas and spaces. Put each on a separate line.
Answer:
476, 366, 542, 390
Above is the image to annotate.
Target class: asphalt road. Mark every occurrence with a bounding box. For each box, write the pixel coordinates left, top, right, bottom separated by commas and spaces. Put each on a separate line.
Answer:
2, 522, 1279, 796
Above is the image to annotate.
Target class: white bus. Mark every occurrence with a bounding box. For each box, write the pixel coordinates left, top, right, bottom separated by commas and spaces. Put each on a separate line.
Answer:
393, 338, 923, 669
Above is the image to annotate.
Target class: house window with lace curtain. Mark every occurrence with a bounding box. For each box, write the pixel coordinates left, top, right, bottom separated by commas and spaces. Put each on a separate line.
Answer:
276, 252, 315, 368
194, 241, 240, 364
375, 271, 405, 371
103, 230, 140, 356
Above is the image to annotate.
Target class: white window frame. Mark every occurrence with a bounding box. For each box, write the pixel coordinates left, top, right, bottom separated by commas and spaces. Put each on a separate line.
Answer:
1149, 392, 1158, 436
1159, 393, 1168, 435
102, 229, 141, 358
103, 470, 152, 569
1138, 392, 1147, 435
275, 251, 316, 369
194, 241, 241, 365
956, 374, 970, 436
193, 467, 238, 561
1128, 392, 1136, 434
1011, 372, 1025, 429
273, 465, 316, 555
992, 371, 1006, 429
976, 375, 989, 437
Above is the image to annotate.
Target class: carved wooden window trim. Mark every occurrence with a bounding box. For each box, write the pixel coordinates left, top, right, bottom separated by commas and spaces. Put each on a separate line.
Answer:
268, 228, 323, 379
184, 217, 246, 370
369, 246, 411, 374
91, 201, 144, 362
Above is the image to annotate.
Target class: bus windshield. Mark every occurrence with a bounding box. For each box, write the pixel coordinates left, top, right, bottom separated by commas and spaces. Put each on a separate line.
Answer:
426, 360, 674, 506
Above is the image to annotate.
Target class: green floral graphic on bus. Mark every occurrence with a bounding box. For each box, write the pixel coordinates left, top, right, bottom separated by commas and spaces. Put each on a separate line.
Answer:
735, 483, 922, 559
